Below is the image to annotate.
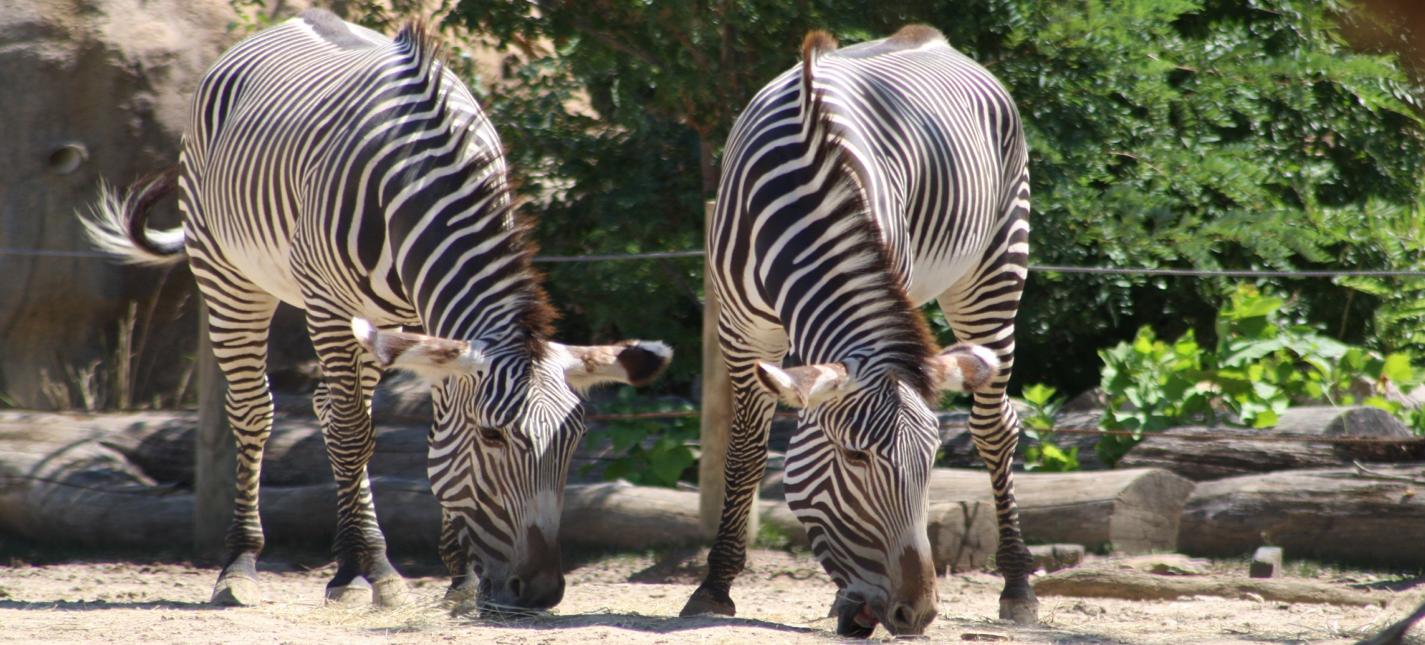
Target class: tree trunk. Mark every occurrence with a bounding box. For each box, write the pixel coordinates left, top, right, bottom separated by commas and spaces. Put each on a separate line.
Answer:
1179, 465, 1425, 568
193, 309, 233, 556
1119, 407, 1423, 481
929, 468, 1196, 554
698, 200, 747, 543
1034, 567, 1386, 607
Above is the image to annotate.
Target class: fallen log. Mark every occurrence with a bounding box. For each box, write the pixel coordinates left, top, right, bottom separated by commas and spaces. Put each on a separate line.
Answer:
0, 417, 1001, 567
1179, 466, 1425, 568
1118, 407, 1424, 481
0, 412, 1182, 564
0, 410, 428, 488
929, 467, 1195, 554
1033, 567, 1387, 607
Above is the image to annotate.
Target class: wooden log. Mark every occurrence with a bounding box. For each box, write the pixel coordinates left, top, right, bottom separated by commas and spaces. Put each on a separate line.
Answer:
0, 410, 427, 488
927, 500, 996, 574
563, 482, 707, 550
928, 467, 1195, 554
1179, 466, 1425, 568
0, 415, 187, 550
1119, 406, 1424, 481
0, 413, 785, 556
1033, 567, 1386, 606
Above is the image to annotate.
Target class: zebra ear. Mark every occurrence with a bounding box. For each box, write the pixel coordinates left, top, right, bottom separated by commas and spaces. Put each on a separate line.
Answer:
927, 343, 1001, 392
554, 340, 673, 390
755, 361, 850, 408
351, 318, 488, 379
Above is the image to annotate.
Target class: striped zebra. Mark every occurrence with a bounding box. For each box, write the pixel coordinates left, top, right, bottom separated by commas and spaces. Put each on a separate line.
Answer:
83, 10, 671, 611
680, 26, 1034, 635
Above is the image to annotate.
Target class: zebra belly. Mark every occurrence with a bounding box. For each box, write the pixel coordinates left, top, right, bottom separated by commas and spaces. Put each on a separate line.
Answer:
224, 241, 307, 308
905, 252, 981, 306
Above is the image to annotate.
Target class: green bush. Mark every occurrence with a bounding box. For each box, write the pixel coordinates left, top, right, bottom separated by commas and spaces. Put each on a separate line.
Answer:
451, 0, 1425, 398
1097, 284, 1425, 464
583, 390, 699, 488
1020, 383, 1080, 472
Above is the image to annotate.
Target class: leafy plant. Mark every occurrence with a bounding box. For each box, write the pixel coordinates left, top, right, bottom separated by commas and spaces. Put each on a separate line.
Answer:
584, 390, 699, 488
1020, 384, 1080, 472
1097, 284, 1425, 464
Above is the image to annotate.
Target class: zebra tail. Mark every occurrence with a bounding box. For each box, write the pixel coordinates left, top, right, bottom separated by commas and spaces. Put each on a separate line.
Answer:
81, 167, 185, 266
799, 30, 838, 124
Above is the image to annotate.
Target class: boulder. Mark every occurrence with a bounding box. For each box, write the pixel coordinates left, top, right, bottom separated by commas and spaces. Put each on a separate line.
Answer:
0, 0, 240, 409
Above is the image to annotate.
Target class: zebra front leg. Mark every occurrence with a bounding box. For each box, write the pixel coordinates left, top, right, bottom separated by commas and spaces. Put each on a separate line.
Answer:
681, 340, 781, 617
309, 319, 409, 607
199, 287, 279, 607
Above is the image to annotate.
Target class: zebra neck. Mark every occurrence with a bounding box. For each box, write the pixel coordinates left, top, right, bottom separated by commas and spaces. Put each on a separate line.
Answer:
382, 155, 553, 356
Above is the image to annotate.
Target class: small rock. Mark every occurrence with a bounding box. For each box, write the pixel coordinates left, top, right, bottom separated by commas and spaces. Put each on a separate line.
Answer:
1069, 600, 1106, 616
1116, 554, 1210, 576
1250, 546, 1283, 579
1030, 544, 1086, 573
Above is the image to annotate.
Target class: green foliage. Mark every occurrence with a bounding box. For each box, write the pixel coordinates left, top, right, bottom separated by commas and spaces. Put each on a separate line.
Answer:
442, 1, 1425, 398
584, 390, 699, 488
1020, 384, 1080, 471
1097, 284, 1425, 464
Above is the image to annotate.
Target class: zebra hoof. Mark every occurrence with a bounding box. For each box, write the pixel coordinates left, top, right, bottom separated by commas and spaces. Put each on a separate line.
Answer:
324, 577, 372, 606
372, 577, 411, 608
443, 581, 477, 608
679, 586, 736, 618
998, 596, 1039, 625
210, 576, 261, 607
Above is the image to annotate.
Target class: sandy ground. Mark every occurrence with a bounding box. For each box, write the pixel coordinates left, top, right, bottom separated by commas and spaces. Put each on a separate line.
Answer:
1, 547, 1423, 644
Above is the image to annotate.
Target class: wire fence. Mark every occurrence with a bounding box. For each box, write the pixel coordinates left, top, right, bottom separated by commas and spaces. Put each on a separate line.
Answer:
7, 245, 1425, 279
11, 242, 1425, 447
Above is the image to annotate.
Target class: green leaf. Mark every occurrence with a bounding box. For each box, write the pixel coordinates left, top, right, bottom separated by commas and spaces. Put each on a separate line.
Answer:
1382, 353, 1414, 385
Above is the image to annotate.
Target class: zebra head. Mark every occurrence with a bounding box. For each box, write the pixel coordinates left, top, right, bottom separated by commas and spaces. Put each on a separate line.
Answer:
352, 319, 671, 610
756, 343, 999, 635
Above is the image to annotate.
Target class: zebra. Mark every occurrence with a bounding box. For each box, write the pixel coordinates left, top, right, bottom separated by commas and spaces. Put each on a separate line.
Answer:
679, 26, 1034, 635
82, 9, 671, 611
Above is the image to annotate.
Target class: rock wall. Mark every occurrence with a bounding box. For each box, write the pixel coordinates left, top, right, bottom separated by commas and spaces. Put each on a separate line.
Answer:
0, 0, 237, 408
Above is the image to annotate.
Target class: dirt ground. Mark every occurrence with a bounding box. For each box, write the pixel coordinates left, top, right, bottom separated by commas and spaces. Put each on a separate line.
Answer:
1, 547, 1422, 644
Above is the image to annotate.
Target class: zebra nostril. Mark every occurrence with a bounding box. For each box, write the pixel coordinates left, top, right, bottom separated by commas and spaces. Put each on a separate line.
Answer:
892, 603, 914, 629
507, 576, 524, 599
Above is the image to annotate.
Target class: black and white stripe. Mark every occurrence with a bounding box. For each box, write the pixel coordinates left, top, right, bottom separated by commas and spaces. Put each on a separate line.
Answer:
84, 10, 670, 611
682, 26, 1034, 636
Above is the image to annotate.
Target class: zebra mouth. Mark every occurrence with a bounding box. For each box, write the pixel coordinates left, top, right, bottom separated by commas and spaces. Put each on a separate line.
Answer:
835, 597, 881, 638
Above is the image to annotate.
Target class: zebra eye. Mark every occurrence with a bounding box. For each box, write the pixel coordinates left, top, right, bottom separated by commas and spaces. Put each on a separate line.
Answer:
842, 449, 871, 466
477, 425, 505, 445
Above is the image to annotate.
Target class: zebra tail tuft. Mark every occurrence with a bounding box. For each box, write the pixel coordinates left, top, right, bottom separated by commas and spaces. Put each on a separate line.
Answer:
80, 168, 185, 267
800, 30, 838, 121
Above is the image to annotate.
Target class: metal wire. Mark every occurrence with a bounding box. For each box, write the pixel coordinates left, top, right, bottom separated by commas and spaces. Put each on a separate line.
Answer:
5, 245, 1424, 278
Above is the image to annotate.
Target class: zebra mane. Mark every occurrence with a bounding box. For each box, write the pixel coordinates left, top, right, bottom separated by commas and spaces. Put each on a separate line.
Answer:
394, 17, 558, 360
798, 31, 938, 397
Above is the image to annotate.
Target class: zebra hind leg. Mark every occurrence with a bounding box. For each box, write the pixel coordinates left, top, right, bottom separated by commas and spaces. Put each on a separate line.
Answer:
940, 239, 1037, 623
197, 284, 279, 607
308, 315, 409, 607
